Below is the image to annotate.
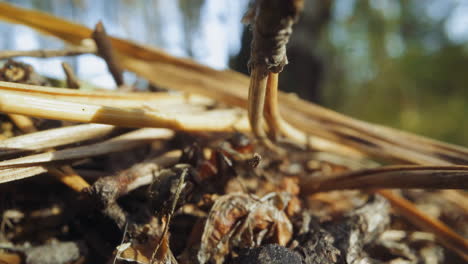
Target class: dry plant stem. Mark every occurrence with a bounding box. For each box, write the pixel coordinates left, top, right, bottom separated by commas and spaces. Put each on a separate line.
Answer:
61, 62, 80, 89
124, 58, 366, 159
0, 128, 174, 169
248, 66, 279, 152
264, 72, 282, 141
0, 45, 95, 60
377, 190, 468, 262
47, 166, 89, 192
281, 95, 468, 164
8, 113, 89, 191
302, 165, 468, 192
7, 114, 35, 133
0, 91, 249, 132
4, 3, 468, 164
0, 166, 48, 183
87, 150, 180, 204
0, 81, 214, 110
0, 123, 116, 157
92, 21, 124, 86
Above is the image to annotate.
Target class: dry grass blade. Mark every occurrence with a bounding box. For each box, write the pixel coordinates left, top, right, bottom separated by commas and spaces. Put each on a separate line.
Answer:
0, 90, 248, 132
0, 123, 115, 157
0, 166, 48, 183
7, 113, 90, 191
8, 114, 36, 133
47, 166, 89, 192
0, 81, 214, 109
0, 128, 173, 171
377, 190, 468, 262
302, 165, 468, 192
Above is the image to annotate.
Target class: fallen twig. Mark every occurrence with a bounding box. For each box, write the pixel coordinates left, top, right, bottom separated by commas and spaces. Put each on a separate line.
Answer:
0, 45, 95, 60
7, 114, 36, 133
61, 62, 80, 89
92, 21, 124, 86
302, 165, 468, 192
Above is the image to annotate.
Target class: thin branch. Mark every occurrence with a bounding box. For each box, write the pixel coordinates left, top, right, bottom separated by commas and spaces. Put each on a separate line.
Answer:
302, 165, 468, 192
8, 114, 36, 133
61, 62, 80, 89
0, 45, 95, 60
92, 21, 124, 86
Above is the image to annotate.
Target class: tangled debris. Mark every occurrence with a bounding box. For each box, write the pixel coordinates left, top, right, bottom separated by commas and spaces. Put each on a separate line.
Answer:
0, 2, 467, 264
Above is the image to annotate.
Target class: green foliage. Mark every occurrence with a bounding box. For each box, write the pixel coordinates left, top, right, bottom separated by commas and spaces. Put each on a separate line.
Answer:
320, 0, 468, 145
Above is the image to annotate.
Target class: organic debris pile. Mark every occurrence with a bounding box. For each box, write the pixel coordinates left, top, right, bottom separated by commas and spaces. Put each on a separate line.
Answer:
0, 2, 467, 264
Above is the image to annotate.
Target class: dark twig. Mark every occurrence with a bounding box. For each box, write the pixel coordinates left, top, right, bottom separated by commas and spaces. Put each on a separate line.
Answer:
302, 165, 468, 192
61, 62, 80, 89
92, 21, 124, 86
85, 150, 181, 230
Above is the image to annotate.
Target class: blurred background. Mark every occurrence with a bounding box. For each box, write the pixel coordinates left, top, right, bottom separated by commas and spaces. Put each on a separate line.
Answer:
1, 0, 468, 146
